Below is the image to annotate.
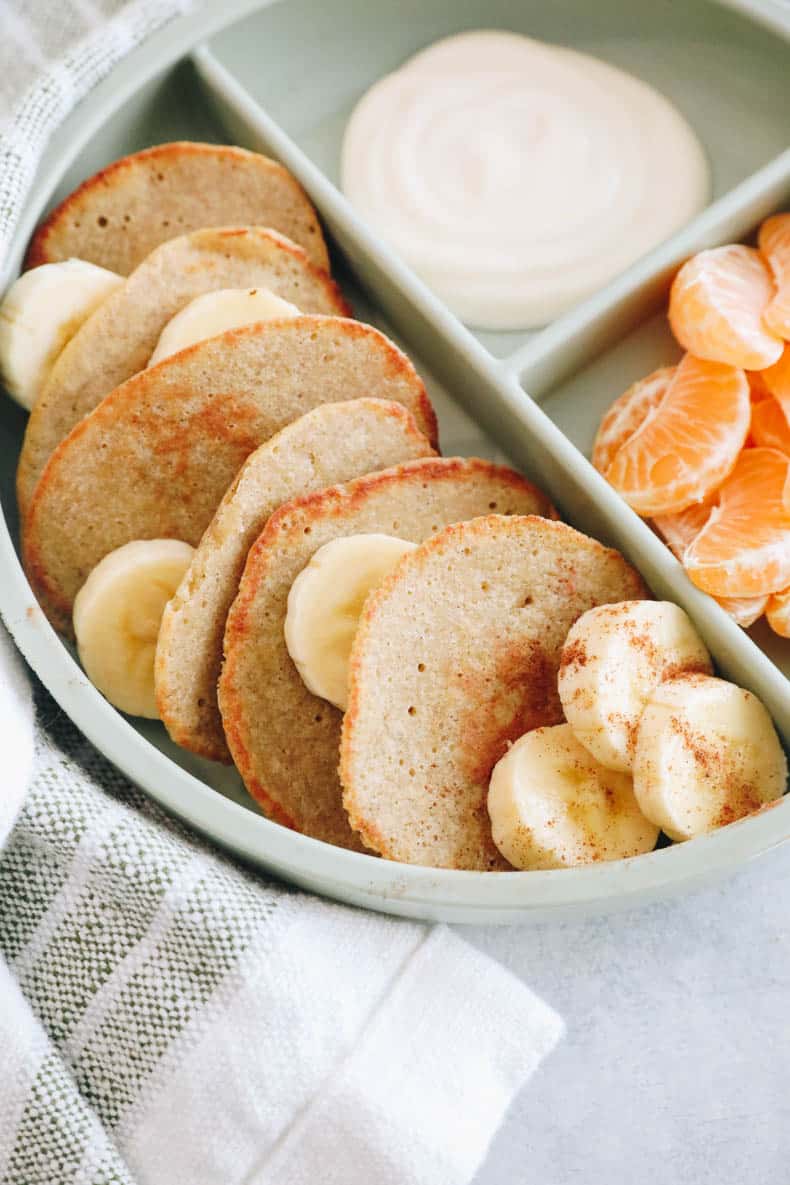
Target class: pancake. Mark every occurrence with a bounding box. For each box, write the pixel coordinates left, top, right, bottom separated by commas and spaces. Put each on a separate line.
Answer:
23, 316, 436, 633
340, 515, 649, 869
17, 227, 348, 515
218, 458, 555, 850
155, 399, 435, 762
25, 141, 329, 272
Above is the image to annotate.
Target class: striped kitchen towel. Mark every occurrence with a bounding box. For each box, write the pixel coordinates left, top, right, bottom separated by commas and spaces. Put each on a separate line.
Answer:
0, 0, 191, 270
0, 668, 562, 1185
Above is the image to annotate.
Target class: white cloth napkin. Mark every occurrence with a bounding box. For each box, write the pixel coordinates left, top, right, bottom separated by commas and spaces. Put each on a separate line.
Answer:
0, 3, 563, 1181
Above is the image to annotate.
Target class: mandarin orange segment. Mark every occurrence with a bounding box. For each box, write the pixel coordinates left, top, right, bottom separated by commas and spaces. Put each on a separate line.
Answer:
604, 354, 750, 516
766, 585, 790, 638
748, 370, 773, 403
761, 344, 790, 421
684, 447, 790, 597
668, 245, 783, 369
591, 366, 675, 475
653, 497, 714, 560
750, 396, 790, 454
716, 595, 768, 629
758, 213, 790, 339
653, 500, 766, 627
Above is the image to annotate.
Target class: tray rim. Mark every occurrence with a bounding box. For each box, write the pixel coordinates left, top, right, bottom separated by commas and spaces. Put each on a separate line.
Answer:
3, 0, 790, 923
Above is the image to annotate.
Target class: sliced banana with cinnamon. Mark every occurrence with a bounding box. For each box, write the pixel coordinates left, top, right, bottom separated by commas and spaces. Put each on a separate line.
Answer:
632, 673, 786, 841
488, 723, 659, 869
558, 600, 712, 772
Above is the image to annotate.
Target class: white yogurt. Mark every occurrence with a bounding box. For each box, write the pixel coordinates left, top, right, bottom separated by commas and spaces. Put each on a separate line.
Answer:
341, 31, 710, 330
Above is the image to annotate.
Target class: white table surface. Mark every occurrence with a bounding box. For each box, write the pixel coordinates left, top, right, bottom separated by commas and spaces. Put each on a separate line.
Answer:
466, 848, 790, 1184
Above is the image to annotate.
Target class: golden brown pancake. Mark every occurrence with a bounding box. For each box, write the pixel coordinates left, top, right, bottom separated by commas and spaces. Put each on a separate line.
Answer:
341, 515, 649, 869
25, 141, 329, 272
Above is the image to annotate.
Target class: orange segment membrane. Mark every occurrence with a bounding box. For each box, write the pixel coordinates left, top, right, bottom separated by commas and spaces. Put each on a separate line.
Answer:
591, 366, 675, 475
716, 595, 768, 629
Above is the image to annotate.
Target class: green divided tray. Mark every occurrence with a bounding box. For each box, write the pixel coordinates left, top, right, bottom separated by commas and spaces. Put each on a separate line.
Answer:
1, 0, 789, 921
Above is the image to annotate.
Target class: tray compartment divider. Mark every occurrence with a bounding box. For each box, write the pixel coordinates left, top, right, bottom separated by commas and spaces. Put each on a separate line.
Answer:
506, 149, 790, 401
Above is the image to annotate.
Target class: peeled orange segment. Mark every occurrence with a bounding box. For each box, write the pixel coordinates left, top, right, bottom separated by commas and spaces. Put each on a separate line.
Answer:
761, 345, 790, 420
748, 370, 773, 403
591, 367, 675, 475
653, 500, 766, 627
750, 396, 790, 454
605, 354, 750, 516
716, 595, 768, 629
684, 447, 790, 597
766, 586, 790, 637
758, 214, 790, 339
653, 497, 714, 560
668, 245, 783, 369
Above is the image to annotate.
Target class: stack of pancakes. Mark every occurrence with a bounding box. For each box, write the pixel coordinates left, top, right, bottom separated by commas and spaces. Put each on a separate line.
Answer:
18, 141, 647, 870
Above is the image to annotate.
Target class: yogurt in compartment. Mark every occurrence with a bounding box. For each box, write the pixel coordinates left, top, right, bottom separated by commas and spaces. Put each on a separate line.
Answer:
341, 30, 710, 330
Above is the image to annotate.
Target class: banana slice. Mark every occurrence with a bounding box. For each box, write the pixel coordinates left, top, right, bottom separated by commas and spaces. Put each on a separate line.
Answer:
73, 539, 194, 718
633, 673, 787, 841
148, 286, 300, 366
558, 601, 712, 772
487, 723, 659, 869
285, 533, 417, 710
0, 259, 122, 409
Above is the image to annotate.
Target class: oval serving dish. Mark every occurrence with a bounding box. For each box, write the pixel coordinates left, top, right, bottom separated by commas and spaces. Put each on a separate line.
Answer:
2, 0, 790, 922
